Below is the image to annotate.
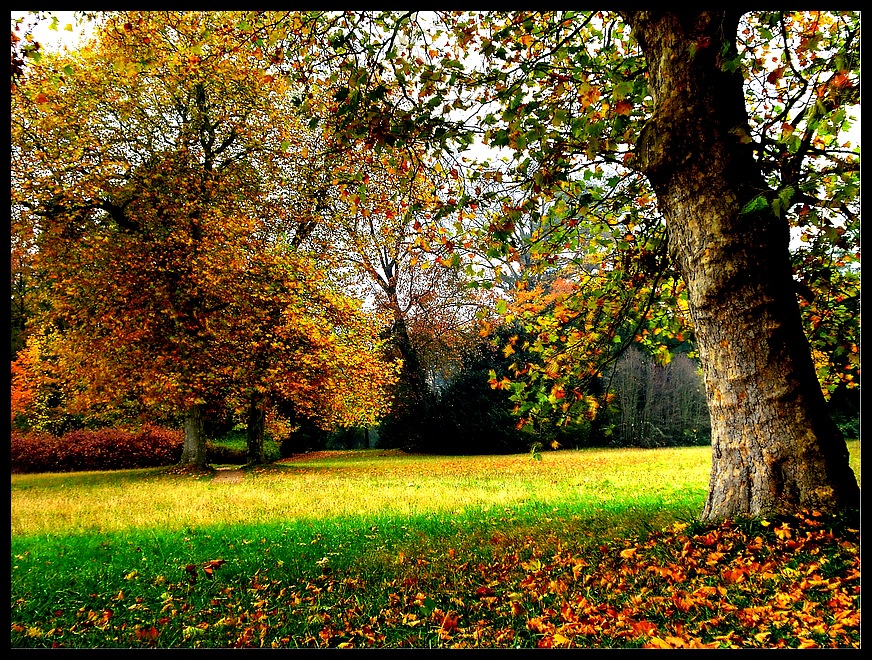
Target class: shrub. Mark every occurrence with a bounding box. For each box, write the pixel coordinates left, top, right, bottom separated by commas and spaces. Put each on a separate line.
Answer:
414, 335, 529, 455
10, 424, 183, 473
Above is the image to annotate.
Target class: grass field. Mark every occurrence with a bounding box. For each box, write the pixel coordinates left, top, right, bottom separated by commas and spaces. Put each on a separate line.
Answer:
10, 442, 860, 648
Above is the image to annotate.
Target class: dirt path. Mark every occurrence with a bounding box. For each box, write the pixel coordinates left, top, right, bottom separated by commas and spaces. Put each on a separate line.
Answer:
212, 468, 245, 484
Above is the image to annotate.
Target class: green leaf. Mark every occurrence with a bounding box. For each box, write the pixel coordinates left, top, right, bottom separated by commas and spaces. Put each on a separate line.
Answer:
421, 596, 437, 614
740, 194, 769, 215
614, 81, 633, 98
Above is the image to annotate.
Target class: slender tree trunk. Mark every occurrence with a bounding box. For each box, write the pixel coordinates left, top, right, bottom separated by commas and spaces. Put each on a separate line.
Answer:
246, 392, 267, 465
384, 294, 430, 449
179, 402, 208, 467
623, 11, 859, 520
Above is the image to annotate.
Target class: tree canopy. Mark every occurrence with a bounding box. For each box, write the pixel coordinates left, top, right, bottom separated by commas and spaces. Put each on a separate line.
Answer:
11, 11, 399, 463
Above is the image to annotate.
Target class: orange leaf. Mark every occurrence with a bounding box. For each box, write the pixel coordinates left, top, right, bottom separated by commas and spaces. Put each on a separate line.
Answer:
630, 619, 658, 637
614, 100, 633, 116
135, 626, 160, 641
440, 613, 459, 632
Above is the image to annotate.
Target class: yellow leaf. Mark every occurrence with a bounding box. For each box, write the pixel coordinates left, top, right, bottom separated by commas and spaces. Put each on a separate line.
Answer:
183, 626, 204, 639
645, 637, 673, 649
552, 632, 572, 646
620, 547, 636, 559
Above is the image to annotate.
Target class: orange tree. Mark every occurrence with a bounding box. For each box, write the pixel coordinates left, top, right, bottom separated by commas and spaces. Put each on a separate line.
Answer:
11, 11, 397, 467
253, 10, 859, 520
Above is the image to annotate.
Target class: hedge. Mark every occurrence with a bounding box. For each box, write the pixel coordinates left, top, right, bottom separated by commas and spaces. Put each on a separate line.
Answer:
11, 425, 183, 473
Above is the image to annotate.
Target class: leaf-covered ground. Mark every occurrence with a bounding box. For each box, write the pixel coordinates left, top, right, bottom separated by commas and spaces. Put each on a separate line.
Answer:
13, 508, 858, 648
252, 510, 860, 649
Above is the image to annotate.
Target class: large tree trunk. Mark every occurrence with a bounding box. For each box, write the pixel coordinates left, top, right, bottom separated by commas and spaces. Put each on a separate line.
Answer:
623, 11, 859, 520
246, 392, 267, 465
179, 402, 208, 467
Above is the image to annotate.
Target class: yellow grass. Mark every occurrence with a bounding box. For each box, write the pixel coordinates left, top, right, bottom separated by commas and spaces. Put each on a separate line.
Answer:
10, 441, 859, 537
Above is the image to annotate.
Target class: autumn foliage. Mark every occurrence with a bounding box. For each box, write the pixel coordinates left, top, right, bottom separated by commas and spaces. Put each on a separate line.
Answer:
183, 510, 859, 648
11, 12, 399, 444
11, 425, 182, 473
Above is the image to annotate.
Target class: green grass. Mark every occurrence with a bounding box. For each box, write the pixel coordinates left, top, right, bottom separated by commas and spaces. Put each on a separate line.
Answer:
10, 442, 860, 648
206, 430, 282, 466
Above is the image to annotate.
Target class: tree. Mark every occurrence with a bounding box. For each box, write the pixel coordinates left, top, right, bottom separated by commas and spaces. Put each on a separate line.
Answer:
11, 11, 397, 467
605, 346, 710, 448
291, 122, 487, 450
618, 11, 858, 520
272, 10, 859, 520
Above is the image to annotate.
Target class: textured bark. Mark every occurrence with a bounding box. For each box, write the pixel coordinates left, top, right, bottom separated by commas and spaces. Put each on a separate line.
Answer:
246, 392, 267, 465
179, 402, 208, 466
623, 11, 859, 520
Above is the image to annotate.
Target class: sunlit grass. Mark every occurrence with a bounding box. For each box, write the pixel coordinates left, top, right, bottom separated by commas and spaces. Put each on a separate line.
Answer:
11, 445, 717, 536
11, 442, 859, 537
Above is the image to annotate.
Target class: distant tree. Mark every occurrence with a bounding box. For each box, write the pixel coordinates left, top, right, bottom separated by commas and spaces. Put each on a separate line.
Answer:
604, 346, 710, 448
421, 327, 528, 455
302, 144, 486, 451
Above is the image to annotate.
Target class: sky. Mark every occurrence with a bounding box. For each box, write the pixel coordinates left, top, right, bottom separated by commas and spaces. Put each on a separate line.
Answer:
12, 10, 92, 49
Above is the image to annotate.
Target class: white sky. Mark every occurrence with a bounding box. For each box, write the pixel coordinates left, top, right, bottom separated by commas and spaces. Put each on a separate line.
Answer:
12, 10, 92, 49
